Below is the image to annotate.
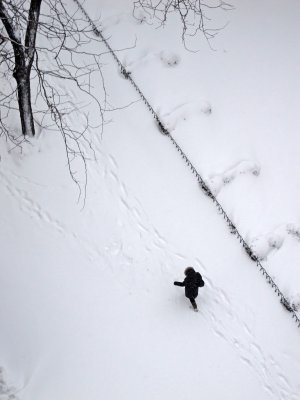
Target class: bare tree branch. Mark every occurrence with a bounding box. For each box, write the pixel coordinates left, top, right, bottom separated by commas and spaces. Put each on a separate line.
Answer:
133, 0, 234, 49
0, 0, 117, 202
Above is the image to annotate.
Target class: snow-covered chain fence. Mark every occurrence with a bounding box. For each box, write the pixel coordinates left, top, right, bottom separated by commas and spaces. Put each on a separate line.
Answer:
73, 0, 300, 330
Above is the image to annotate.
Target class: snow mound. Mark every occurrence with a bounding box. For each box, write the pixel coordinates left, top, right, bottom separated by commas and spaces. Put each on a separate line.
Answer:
158, 101, 212, 131
287, 292, 300, 312
250, 224, 300, 261
123, 50, 181, 72
287, 224, 300, 241
207, 160, 260, 195
159, 51, 181, 67
250, 231, 285, 261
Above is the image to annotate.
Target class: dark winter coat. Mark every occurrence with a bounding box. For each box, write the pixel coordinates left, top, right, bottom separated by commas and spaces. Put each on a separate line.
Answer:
174, 269, 204, 299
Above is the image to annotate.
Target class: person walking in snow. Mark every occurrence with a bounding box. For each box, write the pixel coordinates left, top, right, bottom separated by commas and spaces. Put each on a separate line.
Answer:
174, 267, 205, 311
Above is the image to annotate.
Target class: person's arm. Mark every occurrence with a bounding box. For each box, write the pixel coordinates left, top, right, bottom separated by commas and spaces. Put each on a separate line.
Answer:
174, 281, 185, 287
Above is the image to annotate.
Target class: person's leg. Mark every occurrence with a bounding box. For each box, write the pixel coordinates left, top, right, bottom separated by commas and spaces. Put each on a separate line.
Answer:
189, 298, 198, 310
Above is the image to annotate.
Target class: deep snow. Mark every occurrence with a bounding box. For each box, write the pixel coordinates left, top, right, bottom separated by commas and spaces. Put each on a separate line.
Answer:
1, 0, 300, 399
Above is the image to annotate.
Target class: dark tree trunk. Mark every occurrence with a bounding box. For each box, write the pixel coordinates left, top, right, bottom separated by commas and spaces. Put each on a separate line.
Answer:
14, 70, 35, 137
0, 0, 42, 137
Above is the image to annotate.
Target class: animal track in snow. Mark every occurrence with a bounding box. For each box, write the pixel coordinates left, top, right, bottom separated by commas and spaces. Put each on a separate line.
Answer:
206, 160, 260, 196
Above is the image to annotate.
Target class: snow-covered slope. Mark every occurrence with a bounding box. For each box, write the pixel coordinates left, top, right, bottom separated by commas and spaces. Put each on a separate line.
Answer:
1, 1, 300, 399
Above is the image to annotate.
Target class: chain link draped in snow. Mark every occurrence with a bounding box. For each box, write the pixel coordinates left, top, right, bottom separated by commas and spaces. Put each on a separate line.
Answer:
73, 0, 300, 329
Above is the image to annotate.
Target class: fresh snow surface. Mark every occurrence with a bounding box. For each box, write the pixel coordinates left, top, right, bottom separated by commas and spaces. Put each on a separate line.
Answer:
1, 0, 300, 399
